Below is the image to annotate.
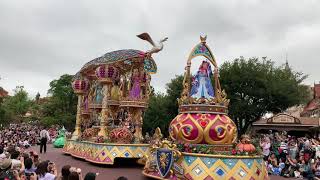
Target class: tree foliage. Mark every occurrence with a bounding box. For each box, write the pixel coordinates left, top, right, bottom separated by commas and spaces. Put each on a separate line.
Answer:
0, 86, 32, 124
143, 76, 183, 136
143, 93, 171, 135
40, 74, 77, 129
219, 57, 309, 134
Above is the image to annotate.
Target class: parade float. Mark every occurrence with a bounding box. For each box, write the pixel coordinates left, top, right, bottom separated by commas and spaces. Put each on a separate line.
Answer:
63, 33, 167, 165
142, 36, 268, 180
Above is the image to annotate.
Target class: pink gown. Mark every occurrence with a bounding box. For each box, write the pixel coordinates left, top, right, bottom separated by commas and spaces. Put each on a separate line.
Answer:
129, 75, 141, 100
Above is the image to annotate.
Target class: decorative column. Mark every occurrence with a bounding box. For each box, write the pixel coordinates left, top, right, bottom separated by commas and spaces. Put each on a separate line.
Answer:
71, 79, 89, 140
71, 95, 82, 140
95, 65, 119, 138
98, 85, 109, 137
133, 108, 144, 143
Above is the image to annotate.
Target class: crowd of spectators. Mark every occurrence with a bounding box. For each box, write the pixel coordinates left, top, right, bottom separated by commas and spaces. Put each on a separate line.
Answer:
0, 146, 100, 180
0, 123, 60, 149
0, 123, 129, 180
258, 130, 320, 179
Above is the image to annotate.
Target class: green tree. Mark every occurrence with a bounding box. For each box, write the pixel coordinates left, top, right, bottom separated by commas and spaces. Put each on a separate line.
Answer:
2, 86, 32, 122
0, 103, 7, 126
166, 75, 184, 119
143, 76, 183, 136
219, 57, 308, 134
41, 74, 77, 129
143, 93, 171, 135
48, 74, 77, 114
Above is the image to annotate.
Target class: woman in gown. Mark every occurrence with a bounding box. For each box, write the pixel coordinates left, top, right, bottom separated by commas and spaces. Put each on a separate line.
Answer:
129, 69, 142, 100
190, 61, 214, 99
53, 127, 66, 148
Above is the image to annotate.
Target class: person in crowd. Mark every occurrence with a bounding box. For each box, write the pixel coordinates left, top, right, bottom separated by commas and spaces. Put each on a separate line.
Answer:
68, 172, 81, 180
84, 172, 98, 180
36, 161, 57, 180
60, 165, 71, 180
0, 146, 5, 160
0, 158, 14, 179
68, 167, 82, 180
39, 127, 51, 154
10, 150, 21, 168
23, 139, 31, 149
314, 159, 320, 179
24, 157, 37, 174
260, 136, 271, 160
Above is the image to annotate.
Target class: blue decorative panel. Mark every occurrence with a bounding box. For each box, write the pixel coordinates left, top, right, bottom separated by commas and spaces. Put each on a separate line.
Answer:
184, 156, 197, 166
200, 157, 217, 168
241, 159, 254, 169
222, 159, 238, 169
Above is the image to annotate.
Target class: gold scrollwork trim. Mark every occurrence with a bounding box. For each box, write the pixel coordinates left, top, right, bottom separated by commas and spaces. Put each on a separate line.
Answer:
176, 114, 204, 144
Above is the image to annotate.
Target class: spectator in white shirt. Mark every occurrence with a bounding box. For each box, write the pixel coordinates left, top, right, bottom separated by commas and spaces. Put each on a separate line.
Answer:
39, 127, 50, 154
260, 136, 271, 159
23, 139, 30, 148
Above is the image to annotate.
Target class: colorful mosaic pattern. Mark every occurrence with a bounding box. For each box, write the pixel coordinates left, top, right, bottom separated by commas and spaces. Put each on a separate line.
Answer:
190, 43, 214, 63
182, 154, 268, 180
73, 49, 158, 80
143, 153, 268, 180
63, 140, 148, 165
144, 58, 157, 74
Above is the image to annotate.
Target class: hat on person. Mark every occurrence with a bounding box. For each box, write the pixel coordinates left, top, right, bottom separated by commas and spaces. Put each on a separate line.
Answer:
84, 172, 98, 180
0, 158, 12, 170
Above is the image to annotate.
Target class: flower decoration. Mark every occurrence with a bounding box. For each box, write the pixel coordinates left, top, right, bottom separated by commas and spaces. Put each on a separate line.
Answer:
176, 142, 262, 156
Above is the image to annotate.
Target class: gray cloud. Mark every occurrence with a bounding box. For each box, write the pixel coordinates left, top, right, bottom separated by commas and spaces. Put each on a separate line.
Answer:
0, 0, 319, 97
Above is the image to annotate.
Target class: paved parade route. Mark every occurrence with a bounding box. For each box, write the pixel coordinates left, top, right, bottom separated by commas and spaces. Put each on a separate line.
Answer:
31, 145, 147, 180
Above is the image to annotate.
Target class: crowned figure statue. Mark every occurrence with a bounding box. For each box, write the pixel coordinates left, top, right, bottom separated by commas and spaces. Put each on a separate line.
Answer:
190, 61, 214, 99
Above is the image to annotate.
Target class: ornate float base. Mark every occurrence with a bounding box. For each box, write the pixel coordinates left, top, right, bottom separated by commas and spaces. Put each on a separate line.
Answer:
143, 152, 268, 180
63, 140, 148, 165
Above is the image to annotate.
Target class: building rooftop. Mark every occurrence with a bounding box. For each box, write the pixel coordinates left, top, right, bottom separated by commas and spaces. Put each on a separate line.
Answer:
0, 87, 8, 97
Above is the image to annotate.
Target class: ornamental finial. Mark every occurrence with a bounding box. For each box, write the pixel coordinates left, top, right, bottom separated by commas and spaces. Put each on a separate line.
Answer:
200, 35, 207, 43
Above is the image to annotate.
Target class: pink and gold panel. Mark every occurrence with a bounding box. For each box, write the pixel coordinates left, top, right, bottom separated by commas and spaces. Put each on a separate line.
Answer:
169, 113, 237, 145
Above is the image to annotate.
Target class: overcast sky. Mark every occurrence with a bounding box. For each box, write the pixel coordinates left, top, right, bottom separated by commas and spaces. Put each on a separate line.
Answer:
0, 0, 319, 98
